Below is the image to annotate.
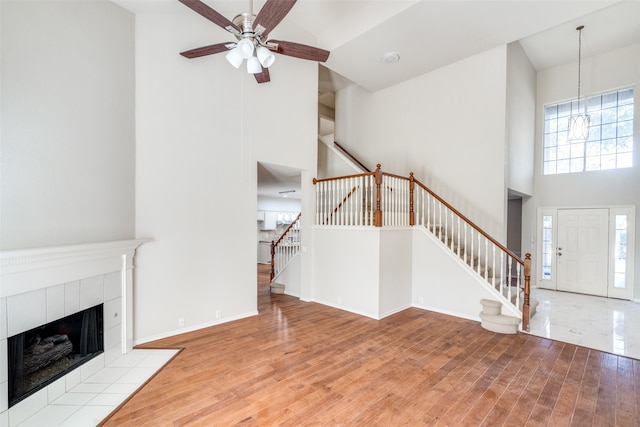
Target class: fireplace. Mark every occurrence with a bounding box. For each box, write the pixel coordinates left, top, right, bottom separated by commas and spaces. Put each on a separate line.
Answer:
1, 239, 147, 423
8, 304, 104, 408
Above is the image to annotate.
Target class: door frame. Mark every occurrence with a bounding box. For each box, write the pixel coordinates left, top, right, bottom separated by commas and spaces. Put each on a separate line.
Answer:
536, 205, 636, 300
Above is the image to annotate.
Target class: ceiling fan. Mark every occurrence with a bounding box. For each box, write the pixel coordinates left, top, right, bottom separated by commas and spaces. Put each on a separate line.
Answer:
178, 0, 330, 83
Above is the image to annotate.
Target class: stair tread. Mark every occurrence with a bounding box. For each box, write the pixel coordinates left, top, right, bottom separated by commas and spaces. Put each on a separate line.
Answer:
480, 299, 502, 308
479, 312, 521, 325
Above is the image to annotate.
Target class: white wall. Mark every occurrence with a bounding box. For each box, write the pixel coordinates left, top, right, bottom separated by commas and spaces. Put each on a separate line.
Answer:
506, 42, 536, 197
335, 46, 508, 241
378, 229, 412, 317
312, 228, 381, 318
534, 43, 640, 298
317, 140, 368, 178
1, 1, 136, 249
133, 12, 319, 343
505, 42, 536, 262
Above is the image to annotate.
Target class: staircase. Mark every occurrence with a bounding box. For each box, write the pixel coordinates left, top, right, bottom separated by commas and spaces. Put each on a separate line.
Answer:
269, 213, 302, 293
313, 161, 533, 331
431, 224, 539, 323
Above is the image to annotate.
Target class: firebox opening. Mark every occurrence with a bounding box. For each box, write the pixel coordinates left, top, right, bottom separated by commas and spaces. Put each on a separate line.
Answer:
7, 304, 104, 408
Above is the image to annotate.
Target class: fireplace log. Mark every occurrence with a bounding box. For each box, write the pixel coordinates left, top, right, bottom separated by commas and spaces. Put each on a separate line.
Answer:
24, 335, 73, 375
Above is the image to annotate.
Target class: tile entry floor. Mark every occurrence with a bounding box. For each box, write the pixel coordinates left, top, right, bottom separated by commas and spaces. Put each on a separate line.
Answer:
12, 349, 179, 427
528, 287, 640, 360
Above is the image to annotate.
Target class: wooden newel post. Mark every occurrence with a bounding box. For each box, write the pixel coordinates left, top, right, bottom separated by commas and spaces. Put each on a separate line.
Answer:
523, 253, 531, 332
270, 241, 276, 282
409, 172, 415, 226
374, 164, 382, 227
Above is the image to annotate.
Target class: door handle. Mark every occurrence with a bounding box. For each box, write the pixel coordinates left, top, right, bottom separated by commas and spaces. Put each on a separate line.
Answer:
557, 252, 562, 256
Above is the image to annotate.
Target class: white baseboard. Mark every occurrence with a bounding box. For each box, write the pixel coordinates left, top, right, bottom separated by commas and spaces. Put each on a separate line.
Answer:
134, 310, 259, 346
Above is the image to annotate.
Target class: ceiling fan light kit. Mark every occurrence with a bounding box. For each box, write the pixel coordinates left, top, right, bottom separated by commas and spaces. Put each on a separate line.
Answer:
225, 47, 244, 68
178, 0, 330, 83
236, 38, 255, 59
247, 56, 263, 74
257, 46, 276, 68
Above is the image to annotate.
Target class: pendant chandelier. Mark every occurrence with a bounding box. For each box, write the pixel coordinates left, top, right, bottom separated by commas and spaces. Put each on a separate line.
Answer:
568, 25, 590, 142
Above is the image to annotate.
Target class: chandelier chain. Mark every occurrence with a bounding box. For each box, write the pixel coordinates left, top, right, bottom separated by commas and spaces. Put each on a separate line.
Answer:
577, 25, 584, 107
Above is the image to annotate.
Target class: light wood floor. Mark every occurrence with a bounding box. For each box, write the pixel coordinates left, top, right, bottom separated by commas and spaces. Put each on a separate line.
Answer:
101, 264, 640, 426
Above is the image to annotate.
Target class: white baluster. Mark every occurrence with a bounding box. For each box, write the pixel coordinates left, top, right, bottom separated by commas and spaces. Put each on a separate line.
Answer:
320, 181, 325, 225
484, 238, 489, 280
451, 211, 454, 249
499, 251, 504, 297
491, 245, 496, 293
516, 261, 521, 308
345, 178, 353, 225
356, 176, 364, 225
477, 233, 482, 275
315, 183, 319, 225
426, 192, 431, 230
438, 202, 442, 239
337, 178, 342, 226
456, 217, 461, 257
463, 223, 468, 264
362, 176, 366, 226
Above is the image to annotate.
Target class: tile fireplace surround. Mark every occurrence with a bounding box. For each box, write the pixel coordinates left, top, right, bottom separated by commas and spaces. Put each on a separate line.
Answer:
0, 239, 149, 425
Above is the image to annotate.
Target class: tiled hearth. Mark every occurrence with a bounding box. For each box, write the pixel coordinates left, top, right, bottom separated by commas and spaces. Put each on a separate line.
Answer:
10, 348, 179, 427
1, 240, 149, 426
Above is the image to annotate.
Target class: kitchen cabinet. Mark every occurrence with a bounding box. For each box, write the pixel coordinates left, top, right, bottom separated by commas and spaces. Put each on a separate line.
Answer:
262, 212, 278, 230
257, 211, 265, 221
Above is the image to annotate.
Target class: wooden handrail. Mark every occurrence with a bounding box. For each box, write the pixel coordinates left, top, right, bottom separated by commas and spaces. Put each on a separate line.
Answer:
273, 212, 301, 247
333, 141, 372, 173
313, 171, 374, 184
381, 171, 409, 181
413, 177, 523, 266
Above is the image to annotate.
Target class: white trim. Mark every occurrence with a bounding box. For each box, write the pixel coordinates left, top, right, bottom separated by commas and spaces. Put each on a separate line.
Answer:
608, 206, 636, 299
133, 311, 259, 346
537, 208, 557, 289
414, 305, 480, 323
0, 239, 151, 298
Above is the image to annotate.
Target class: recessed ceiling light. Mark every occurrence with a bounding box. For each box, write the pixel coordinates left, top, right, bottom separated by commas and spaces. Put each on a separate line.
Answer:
381, 52, 400, 64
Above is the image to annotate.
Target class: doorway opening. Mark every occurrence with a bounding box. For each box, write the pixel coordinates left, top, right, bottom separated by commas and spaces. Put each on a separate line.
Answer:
256, 162, 302, 307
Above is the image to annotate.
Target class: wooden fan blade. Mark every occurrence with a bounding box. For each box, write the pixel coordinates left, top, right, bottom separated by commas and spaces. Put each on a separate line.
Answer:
254, 0, 297, 34
178, 0, 240, 33
180, 42, 230, 59
270, 40, 330, 62
254, 67, 271, 84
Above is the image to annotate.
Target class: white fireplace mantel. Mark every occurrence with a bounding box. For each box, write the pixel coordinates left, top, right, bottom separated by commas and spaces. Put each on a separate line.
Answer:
0, 239, 149, 417
1, 239, 149, 298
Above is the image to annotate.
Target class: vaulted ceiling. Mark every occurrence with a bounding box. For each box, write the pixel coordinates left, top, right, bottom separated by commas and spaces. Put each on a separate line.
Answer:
113, 0, 640, 198
115, 0, 640, 92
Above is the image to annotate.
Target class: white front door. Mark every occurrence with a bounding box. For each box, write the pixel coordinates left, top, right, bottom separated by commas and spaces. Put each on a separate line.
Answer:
556, 208, 609, 296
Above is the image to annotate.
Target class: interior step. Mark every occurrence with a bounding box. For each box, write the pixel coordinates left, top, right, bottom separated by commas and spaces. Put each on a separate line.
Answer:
479, 299, 520, 334
270, 283, 285, 294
